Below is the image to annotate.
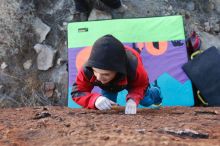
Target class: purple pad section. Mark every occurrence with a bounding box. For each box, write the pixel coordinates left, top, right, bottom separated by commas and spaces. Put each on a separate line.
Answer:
68, 47, 82, 86
144, 41, 188, 83
68, 40, 189, 87
125, 41, 188, 83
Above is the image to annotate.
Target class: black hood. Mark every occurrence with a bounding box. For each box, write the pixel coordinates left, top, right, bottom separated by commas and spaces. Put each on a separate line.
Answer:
86, 34, 127, 75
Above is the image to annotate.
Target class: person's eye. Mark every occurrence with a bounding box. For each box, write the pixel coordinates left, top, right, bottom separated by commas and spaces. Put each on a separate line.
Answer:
103, 74, 110, 77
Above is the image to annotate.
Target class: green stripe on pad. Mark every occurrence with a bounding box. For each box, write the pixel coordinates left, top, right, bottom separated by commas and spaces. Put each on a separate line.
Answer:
68, 15, 185, 48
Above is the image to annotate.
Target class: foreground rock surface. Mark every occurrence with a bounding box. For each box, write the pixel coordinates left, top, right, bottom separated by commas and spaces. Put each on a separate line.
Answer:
0, 106, 219, 146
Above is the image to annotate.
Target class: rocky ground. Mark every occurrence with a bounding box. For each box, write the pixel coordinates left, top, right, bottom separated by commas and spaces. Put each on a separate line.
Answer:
0, 106, 220, 146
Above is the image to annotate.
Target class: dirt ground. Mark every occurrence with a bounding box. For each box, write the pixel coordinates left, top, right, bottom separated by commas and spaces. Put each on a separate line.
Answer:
0, 106, 219, 146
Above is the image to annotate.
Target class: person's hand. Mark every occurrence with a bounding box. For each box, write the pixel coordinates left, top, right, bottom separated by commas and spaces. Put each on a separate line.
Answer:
95, 96, 116, 110
125, 99, 137, 114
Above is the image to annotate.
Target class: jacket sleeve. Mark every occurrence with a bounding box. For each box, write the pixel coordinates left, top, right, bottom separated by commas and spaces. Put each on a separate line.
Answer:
71, 69, 101, 109
126, 53, 149, 105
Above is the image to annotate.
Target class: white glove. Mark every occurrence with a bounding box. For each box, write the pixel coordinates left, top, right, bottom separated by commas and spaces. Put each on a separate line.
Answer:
125, 99, 137, 114
95, 96, 116, 110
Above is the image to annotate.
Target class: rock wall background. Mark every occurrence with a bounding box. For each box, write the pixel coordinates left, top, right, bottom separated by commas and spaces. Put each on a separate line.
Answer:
0, 0, 220, 107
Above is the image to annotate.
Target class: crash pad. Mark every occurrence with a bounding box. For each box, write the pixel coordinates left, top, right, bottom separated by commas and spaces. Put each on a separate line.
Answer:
67, 16, 194, 108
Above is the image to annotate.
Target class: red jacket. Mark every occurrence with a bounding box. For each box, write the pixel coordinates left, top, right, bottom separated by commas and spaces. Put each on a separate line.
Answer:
71, 46, 149, 109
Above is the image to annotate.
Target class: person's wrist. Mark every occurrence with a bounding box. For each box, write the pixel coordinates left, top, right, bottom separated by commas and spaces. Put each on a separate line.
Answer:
128, 98, 137, 105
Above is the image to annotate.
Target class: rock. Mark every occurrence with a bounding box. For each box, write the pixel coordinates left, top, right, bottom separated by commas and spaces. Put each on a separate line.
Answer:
161, 127, 209, 139
55, 89, 62, 98
34, 44, 57, 71
199, 31, 220, 50
23, 59, 32, 70
213, 23, 220, 33
44, 82, 55, 91
73, 12, 88, 22
209, 1, 215, 10
0, 85, 3, 96
45, 90, 54, 98
50, 66, 68, 105
194, 110, 218, 115
100, 136, 110, 140
64, 123, 71, 127
136, 128, 146, 134
186, 1, 195, 11
196, 0, 214, 12
8, 48, 19, 56
33, 17, 51, 43
57, 58, 64, 65
33, 111, 51, 119
0, 1, 21, 56
113, 4, 128, 14
1, 62, 7, 70
204, 22, 211, 32
0, 96, 20, 108
0, 106, 220, 145
113, 128, 122, 133
214, 0, 220, 14
43, 82, 55, 98
168, 5, 173, 11
88, 9, 112, 21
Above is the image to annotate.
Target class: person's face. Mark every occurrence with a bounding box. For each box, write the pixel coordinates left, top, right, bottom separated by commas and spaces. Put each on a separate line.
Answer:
92, 67, 117, 84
